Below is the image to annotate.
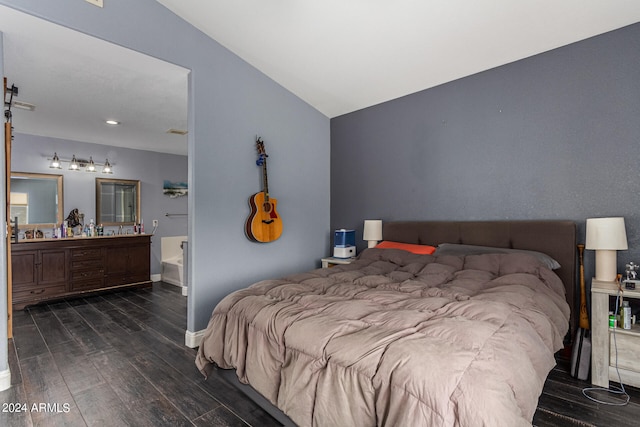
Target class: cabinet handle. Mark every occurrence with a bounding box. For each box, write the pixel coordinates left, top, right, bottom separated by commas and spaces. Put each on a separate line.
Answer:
30, 289, 45, 295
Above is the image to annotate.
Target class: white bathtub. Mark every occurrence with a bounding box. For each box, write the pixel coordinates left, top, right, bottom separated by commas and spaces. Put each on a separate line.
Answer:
161, 235, 187, 296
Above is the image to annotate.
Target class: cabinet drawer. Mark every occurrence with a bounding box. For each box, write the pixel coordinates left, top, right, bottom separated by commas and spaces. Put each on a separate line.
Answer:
71, 269, 104, 281
71, 248, 102, 259
71, 259, 103, 270
609, 330, 640, 372
70, 278, 105, 291
13, 284, 67, 302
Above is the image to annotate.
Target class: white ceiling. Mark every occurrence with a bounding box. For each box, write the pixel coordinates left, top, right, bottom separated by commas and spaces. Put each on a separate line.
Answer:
0, 5, 189, 156
158, 0, 640, 117
2, 2, 640, 156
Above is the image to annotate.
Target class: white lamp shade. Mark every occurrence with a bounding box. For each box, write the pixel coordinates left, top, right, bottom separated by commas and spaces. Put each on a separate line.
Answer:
585, 217, 628, 250
585, 217, 628, 282
363, 220, 383, 243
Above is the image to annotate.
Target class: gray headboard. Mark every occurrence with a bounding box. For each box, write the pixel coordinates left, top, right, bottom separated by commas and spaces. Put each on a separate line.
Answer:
382, 220, 577, 336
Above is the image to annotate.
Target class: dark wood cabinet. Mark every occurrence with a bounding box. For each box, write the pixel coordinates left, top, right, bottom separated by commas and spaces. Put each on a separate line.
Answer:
105, 242, 150, 286
11, 235, 151, 309
12, 248, 68, 305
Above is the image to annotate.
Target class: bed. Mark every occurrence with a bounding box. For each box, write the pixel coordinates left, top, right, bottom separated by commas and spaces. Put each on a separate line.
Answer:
196, 220, 576, 426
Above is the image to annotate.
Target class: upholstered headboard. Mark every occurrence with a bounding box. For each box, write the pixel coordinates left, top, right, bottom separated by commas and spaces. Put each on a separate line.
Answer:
382, 220, 577, 336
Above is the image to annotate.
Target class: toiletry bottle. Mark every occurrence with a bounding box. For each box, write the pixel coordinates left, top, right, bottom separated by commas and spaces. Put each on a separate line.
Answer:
140, 218, 144, 234
622, 301, 632, 330
89, 219, 95, 237
609, 311, 615, 328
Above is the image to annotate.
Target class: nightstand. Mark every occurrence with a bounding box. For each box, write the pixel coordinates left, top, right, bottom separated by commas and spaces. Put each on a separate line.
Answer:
321, 257, 355, 268
591, 278, 640, 388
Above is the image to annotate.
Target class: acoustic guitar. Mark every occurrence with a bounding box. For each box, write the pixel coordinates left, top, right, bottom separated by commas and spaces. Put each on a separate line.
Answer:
245, 137, 283, 242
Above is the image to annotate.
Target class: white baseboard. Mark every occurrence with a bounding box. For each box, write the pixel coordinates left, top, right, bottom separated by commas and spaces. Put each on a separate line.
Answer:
185, 329, 205, 348
0, 368, 11, 391
150, 274, 162, 282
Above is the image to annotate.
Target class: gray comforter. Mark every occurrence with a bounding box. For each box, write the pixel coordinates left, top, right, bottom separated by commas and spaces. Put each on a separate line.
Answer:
196, 248, 570, 426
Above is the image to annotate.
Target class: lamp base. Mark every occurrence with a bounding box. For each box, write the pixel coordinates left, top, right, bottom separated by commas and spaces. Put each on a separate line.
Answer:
594, 250, 618, 282
367, 240, 378, 248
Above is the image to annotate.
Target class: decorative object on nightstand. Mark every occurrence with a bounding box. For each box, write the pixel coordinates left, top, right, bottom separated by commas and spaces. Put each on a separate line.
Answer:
623, 262, 640, 290
333, 229, 356, 258
585, 217, 628, 281
363, 219, 382, 248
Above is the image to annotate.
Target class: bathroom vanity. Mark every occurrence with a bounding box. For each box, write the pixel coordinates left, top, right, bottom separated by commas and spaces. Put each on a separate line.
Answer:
11, 234, 151, 309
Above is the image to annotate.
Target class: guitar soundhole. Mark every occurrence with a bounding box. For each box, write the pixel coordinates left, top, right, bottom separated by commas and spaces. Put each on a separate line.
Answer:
262, 202, 272, 213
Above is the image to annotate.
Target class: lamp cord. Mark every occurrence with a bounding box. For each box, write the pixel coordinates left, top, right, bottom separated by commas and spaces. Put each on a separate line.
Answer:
581, 290, 630, 406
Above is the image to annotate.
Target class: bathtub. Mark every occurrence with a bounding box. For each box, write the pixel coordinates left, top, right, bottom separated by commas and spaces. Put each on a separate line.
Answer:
161, 235, 187, 296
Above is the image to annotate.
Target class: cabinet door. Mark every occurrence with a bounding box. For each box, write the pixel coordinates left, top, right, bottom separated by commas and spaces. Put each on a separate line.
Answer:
105, 244, 150, 286
127, 244, 150, 281
38, 249, 68, 286
105, 246, 129, 278
12, 250, 38, 288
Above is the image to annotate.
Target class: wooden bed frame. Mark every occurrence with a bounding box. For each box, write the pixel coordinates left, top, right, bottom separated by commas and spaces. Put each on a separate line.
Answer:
218, 219, 577, 426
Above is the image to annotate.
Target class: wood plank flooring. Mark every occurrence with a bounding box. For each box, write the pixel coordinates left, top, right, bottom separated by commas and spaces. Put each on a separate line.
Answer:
0, 281, 638, 426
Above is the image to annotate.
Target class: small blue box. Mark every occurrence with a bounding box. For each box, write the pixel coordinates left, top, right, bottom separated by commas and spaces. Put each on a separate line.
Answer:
334, 229, 355, 247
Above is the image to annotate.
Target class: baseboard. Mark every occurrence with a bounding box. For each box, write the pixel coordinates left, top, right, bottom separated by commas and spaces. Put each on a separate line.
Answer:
185, 329, 205, 348
0, 368, 11, 392
150, 274, 162, 282
181, 286, 188, 297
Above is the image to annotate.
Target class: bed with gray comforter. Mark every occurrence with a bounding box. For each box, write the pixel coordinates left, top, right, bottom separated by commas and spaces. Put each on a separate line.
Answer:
196, 246, 570, 426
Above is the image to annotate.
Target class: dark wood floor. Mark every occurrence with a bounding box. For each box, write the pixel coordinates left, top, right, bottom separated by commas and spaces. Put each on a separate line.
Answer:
1, 282, 638, 426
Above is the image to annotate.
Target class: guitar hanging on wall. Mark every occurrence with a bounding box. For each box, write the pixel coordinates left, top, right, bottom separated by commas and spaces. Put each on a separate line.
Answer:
245, 137, 283, 243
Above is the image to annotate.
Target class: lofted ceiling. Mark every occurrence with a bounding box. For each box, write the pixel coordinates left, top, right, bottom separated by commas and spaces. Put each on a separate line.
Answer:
157, 0, 640, 117
2, 1, 640, 156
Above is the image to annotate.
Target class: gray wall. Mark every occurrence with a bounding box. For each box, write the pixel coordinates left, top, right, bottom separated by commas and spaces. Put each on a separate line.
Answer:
11, 133, 188, 275
0, 0, 331, 337
331, 23, 640, 290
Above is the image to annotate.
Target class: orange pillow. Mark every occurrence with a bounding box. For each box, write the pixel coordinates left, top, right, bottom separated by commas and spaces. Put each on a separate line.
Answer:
375, 241, 436, 255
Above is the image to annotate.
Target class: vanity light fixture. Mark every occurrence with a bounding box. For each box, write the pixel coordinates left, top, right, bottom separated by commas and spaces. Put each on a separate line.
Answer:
69, 154, 80, 171
49, 152, 62, 169
102, 159, 113, 174
48, 153, 114, 173
86, 156, 97, 172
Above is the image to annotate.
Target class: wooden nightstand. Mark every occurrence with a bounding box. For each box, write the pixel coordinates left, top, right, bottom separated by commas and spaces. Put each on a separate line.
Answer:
591, 278, 640, 388
321, 257, 355, 268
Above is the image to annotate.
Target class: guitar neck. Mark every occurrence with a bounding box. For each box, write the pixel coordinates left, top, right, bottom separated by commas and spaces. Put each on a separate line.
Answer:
262, 158, 270, 201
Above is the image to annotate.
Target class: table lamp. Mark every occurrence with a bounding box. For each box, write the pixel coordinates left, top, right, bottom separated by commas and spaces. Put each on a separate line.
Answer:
363, 220, 382, 248
585, 217, 628, 281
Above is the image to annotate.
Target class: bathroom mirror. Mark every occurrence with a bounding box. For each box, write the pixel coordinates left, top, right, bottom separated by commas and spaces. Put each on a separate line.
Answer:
96, 178, 141, 226
10, 172, 64, 230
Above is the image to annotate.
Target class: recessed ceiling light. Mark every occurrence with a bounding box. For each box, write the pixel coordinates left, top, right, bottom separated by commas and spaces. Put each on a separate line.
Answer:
105, 120, 120, 125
